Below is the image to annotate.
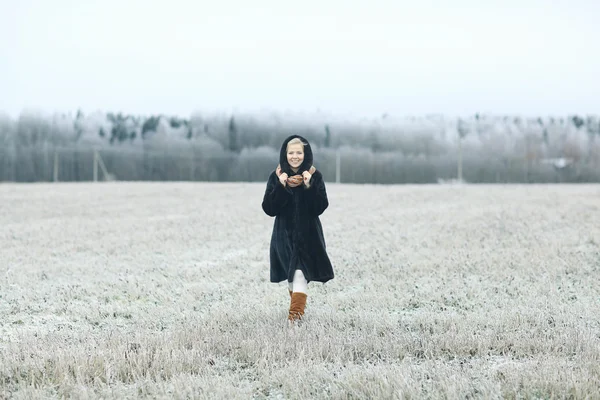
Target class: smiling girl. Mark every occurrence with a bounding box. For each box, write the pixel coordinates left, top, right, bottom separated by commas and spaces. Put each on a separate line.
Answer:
261, 135, 334, 324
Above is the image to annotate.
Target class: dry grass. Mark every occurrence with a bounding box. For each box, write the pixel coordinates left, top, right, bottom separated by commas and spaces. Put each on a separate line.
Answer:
1, 182, 599, 399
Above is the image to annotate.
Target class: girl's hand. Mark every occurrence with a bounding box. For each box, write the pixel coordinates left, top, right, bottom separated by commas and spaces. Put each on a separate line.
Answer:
302, 171, 312, 185
279, 173, 288, 186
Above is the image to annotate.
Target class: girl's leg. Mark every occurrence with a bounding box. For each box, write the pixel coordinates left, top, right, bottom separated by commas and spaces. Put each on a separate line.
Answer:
288, 269, 308, 323
292, 269, 308, 293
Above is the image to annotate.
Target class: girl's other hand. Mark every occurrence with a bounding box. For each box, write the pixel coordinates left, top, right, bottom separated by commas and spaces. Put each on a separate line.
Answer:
279, 173, 288, 186
302, 171, 312, 185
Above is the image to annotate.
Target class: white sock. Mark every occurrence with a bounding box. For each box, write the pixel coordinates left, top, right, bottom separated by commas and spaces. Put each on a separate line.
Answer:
292, 269, 308, 294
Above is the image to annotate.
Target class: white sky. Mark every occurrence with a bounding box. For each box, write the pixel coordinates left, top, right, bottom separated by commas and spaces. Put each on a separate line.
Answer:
0, 0, 598, 119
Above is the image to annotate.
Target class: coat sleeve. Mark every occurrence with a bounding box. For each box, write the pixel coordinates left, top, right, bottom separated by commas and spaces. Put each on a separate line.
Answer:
305, 172, 329, 216
262, 172, 292, 217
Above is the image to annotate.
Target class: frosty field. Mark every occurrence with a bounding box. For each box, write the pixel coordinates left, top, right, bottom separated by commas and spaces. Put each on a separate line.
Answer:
1, 182, 599, 399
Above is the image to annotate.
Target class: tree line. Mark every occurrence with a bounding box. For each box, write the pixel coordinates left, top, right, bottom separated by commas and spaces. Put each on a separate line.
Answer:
0, 109, 598, 183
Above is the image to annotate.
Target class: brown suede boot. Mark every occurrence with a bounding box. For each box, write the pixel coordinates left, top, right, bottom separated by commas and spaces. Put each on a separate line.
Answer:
288, 292, 307, 322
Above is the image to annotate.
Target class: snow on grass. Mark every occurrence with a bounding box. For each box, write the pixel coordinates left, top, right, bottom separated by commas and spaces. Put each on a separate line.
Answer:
1, 182, 599, 399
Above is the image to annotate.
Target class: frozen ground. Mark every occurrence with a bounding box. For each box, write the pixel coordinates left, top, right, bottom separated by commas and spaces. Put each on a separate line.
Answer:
1, 182, 599, 399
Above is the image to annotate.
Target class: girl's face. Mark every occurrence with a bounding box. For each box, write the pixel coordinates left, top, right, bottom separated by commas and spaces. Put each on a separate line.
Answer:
287, 143, 304, 170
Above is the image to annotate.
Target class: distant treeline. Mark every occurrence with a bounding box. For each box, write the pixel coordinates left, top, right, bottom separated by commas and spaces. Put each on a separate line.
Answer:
0, 109, 599, 183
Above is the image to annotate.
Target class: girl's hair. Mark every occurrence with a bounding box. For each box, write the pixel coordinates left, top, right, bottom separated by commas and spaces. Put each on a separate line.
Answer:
286, 138, 311, 188
286, 137, 306, 149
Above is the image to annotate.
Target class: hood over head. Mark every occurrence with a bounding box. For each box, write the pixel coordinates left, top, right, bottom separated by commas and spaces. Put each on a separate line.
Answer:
279, 135, 313, 176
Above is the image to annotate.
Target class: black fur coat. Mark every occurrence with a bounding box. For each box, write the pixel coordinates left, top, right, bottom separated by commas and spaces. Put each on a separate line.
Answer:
261, 135, 334, 284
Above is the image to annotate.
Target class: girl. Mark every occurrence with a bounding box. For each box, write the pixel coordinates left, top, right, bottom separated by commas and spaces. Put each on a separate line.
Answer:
261, 135, 334, 324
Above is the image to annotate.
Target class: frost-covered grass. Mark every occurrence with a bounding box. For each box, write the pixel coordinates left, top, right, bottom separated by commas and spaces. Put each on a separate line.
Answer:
1, 182, 599, 399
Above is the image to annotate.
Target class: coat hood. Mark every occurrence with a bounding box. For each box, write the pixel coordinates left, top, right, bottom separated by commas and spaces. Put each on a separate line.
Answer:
279, 135, 314, 176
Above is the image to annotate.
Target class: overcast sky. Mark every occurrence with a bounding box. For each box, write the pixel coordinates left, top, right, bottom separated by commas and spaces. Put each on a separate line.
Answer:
1, 0, 598, 119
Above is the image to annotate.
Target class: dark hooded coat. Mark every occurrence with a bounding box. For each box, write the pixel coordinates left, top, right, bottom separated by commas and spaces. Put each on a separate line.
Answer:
261, 135, 334, 284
